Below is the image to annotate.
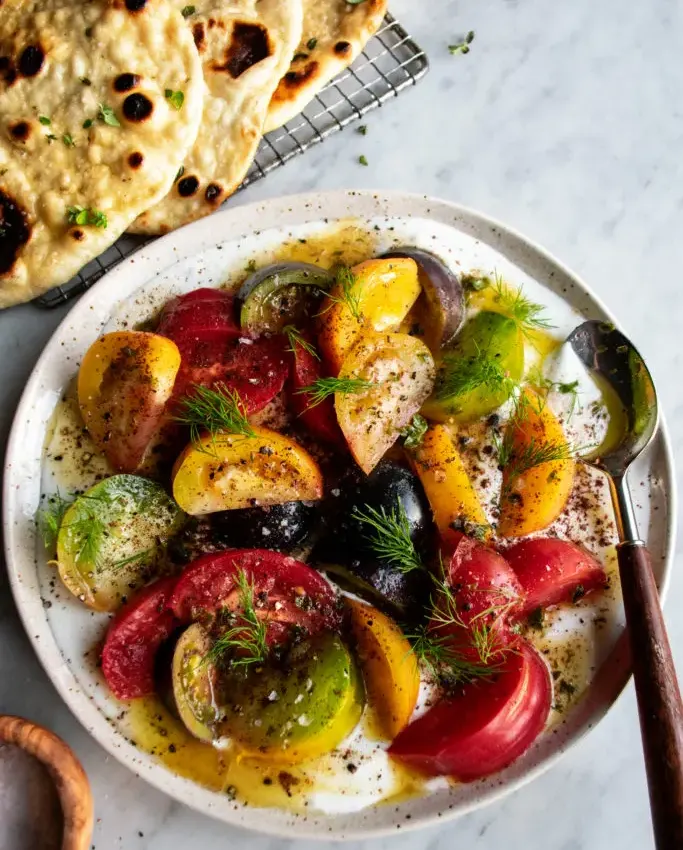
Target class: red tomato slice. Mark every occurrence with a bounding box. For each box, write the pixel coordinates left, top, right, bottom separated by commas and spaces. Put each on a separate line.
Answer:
289, 332, 344, 447
432, 532, 524, 659
101, 576, 178, 701
157, 288, 241, 338
388, 639, 552, 780
502, 537, 607, 616
168, 549, 342, 642
171, 332, 288, 415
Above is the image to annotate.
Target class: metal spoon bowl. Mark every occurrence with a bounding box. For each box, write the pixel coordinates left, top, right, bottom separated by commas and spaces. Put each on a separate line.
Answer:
568, 320, 683, 849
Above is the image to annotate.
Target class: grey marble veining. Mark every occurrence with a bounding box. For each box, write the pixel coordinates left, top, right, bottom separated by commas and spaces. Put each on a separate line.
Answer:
1, 0, 682, 848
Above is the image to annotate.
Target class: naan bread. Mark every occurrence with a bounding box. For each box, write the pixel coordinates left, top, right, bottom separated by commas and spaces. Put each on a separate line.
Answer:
264, 0, 387, 133
0, 0, 203, 309
130, 0, 303, 235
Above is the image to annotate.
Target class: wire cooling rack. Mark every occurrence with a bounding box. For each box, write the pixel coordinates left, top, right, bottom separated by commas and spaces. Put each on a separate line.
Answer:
35, 13, 429, 308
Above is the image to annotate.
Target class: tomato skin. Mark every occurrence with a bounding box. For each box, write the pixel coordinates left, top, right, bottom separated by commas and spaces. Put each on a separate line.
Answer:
388, 640, 552, 780
157, 288, 241, 339
170, 332, 288, 415
168, 549, 342, 640
502, 538, 607, 616
101, 576, 179, 700
432, 532, 524, 658
289, 333, 344, 447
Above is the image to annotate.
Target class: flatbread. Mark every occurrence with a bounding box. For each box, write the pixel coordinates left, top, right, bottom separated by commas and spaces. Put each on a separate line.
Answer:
0, 0, 203, 309
130, 0, 303, 235
264, 0, 387, 133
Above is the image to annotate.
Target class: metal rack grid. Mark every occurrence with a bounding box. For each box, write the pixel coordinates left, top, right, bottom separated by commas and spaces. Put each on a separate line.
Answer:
35, 13, 429, 308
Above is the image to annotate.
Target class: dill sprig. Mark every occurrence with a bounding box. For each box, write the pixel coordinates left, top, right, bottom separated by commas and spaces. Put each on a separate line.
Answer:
498, 433, 577, 498
405, 627, 497, 683
175, 383, 255, 448
296, 376, 374, 410
111, 548, 152, 571
351, 499, 424, 574
204, 569, 268, 668
323, 266, 363, 321
283, 325, 320, 360
436, 344, 517, 403
491, 275, 554, 336
62, 493, 112, 567
37, 491, 71, 548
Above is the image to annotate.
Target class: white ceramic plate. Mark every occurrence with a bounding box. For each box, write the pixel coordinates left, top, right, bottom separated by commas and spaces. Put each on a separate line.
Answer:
3, 191, 677, 839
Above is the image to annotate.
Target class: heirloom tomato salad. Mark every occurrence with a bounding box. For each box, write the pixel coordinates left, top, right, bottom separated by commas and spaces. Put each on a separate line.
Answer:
38, 231, 624, 813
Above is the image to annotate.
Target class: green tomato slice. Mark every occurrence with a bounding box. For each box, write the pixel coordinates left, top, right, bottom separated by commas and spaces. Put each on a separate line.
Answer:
423, 310, 525, 422
56, 474, 185, 611
221, 632, 364, 764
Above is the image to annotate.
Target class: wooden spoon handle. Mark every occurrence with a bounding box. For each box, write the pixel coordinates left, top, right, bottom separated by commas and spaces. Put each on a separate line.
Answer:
0, 716, 93, 850
618, 542, 683, 849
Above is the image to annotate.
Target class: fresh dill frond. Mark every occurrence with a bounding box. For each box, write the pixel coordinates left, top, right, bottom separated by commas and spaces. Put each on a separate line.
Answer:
436, 345, 517, 403
323, 265, 363, 321
405, 626, 498, 683
400, 414, 429, 449
175, 383, 256, 448
283, 325, 320, 360
296, 376, 374, 410
62, 495, 111, 567
351, 499, 424, 574
37, 491, 71, 548
499, 435, 576, 496
204, 568, 268, 668
111, 548, 152, 571
491, 275, 555, 336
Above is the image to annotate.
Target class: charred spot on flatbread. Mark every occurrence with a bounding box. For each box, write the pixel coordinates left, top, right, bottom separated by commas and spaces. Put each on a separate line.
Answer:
9, 120, 30, 141
0, 189, 30, 276
280, 60, 319, 92
124, 0, 147, 12
192, 22, 206, 52
214, 22, 271, 79
70, 228, 85, 241
114, 73, 140, 92
123, 92, 153, 122
334, 41, 352, 57
18, 45, 45, 77
177, 175, 199, 197
128, 151, 144, 168
205, 183, 222, 204
0, 56, 17, 86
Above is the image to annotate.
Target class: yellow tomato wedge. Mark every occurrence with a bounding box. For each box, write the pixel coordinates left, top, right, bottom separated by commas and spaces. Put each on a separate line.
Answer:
498, 389, 575, 537
318, 258, 421, 375
347, 599, 419, 740
408, 424, 491, 539
335, 332, 436, 475
172, 425, 323, 515
78, 331, 181, 473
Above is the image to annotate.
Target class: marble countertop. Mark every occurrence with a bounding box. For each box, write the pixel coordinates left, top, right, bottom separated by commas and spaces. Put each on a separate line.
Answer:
1, 0, 682, 848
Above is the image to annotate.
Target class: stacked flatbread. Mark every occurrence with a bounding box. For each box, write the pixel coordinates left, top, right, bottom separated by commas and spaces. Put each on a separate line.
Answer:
0, 0, 387, 308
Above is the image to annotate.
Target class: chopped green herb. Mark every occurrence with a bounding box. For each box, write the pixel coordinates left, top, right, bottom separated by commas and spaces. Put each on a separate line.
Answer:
283, 325, 320, 360
38, 115, 51, 126
357, 124, 367, 135
111, 548, 152, 571
492, 276, 555, 336
322, 265, 363, 321
292, 52, 309, 62
80, 77, 92, 86
36, 492, 72, 549
436, 344, 517, 404
204, 569, 268, 668
358, 154, 369, 166
400, 414, 428, 449
66, 206, 108, 228
352, 499, 424, 575
449, 516, 490, 542
297, 376, 373, 410
46, 134, 57, 143
306, 37, 318, 50
82, 118, 93, 129
165, 89, 185, 110
449, 31, 475, 55
98, 103, 120, 127
62, 133, 75, 147
174, 383, 256, 450
461, 271, 491, 292
181, 4, 196, 16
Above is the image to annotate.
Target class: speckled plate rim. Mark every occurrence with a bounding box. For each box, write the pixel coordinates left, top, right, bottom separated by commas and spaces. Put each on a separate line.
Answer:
3, 190, 677, 840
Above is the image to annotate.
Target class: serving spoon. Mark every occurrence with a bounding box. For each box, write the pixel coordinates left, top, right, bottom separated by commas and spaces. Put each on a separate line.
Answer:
567, 320, 683, 848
